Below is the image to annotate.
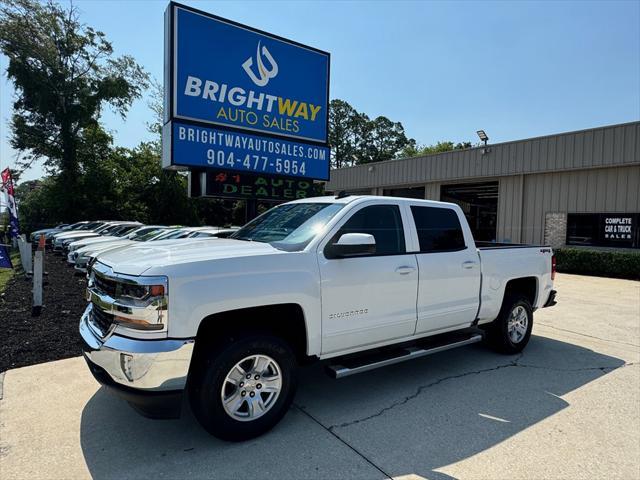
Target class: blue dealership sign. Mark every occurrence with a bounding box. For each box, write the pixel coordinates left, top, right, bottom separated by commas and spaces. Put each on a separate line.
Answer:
163, 3, 330, 184
167, 120, 330, 180
172, 6, 329, 143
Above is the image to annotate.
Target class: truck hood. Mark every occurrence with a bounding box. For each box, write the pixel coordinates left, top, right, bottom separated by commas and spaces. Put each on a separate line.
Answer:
70, 235, 118, 249
97, 238, 283, 276
56, 231, 97, 240
79, 239, 134, 256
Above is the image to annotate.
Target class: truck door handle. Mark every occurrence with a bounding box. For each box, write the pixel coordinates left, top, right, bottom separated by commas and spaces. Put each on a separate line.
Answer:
462, 261, 478, 269
395, 265, 416, 275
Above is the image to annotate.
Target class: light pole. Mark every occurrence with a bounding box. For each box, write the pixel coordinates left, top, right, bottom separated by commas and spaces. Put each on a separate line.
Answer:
476, 130, 489, 146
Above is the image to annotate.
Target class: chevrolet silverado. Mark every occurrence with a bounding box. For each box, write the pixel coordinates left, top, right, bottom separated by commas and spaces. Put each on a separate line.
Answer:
80, 195, 557, 441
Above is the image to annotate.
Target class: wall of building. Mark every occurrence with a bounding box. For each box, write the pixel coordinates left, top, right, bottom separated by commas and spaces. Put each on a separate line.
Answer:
520, 164, 640, 245
417, 164, 639, 245
424, 182, 442, 201
331, 122, 640, 248
497, 175, 524, 243
326, 122, 640, 192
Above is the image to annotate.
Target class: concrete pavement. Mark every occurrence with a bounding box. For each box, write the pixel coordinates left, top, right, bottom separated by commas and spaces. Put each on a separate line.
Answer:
1, 273, 639, 479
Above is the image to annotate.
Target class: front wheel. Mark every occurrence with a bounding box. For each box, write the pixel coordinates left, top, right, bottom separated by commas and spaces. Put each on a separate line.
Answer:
188, 335, 297, 441
483, 295, 533, 354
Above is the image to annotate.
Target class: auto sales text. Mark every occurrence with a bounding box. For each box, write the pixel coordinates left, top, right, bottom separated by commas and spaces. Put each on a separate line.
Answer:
184, 76, 322, 135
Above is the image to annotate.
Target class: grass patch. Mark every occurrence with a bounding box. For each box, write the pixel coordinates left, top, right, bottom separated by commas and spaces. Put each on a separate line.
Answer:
0, 250, 22, 293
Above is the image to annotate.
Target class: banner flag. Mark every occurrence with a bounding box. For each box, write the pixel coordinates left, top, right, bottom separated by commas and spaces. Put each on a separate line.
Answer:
0, 244, 12, 269
1, 168, 20, 239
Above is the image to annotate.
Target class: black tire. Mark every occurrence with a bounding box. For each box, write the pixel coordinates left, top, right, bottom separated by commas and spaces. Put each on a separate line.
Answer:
483, 295, 533, 354
188, 334, 297, 441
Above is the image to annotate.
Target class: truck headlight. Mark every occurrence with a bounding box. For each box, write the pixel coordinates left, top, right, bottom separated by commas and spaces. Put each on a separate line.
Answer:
87, 264, 169, 335
111, 277, 168, 331
118, 282, 165, 301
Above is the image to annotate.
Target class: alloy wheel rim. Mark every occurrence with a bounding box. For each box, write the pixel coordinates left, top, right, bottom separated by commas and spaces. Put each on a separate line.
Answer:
221, 354, 282, 422
507, 305, 528, 343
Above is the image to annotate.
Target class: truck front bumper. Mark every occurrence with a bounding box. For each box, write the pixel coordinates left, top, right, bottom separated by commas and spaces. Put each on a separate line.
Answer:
66, 251, 77, 265
80, 308, 195, 419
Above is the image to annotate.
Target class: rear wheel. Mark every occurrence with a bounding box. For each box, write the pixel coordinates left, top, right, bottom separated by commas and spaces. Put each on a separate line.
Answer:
483, 295, 533, 354
189, 334, 297, 441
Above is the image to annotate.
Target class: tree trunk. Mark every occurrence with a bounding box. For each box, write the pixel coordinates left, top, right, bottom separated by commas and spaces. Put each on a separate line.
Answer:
59, 118, 79, 222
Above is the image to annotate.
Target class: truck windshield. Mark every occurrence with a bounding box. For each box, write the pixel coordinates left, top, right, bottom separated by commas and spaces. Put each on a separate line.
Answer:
231, 203, 344, 251
132, 228, 169, 241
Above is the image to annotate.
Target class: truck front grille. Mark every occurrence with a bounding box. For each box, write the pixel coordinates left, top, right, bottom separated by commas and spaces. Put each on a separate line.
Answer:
90, 306, 114, 336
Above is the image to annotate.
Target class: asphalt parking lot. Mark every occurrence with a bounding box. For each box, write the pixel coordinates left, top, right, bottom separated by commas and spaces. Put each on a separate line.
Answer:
1, 273, 639, 480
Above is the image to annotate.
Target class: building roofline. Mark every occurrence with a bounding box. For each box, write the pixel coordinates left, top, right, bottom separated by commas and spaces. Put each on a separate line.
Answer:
329, 120, 640, 173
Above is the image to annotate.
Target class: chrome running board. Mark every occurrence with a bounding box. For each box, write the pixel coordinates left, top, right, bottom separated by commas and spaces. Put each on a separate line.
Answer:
326, 333, 483, 379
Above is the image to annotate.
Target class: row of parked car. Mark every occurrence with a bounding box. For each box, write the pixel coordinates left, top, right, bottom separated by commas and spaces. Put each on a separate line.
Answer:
30, 221, 239, 273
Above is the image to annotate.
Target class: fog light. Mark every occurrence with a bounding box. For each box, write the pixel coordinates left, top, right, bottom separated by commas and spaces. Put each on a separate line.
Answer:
120, 353, 134, 382
119, 353, 155, 382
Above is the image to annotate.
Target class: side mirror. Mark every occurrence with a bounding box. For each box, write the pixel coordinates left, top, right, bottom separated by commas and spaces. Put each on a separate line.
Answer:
326, 233, 376, 259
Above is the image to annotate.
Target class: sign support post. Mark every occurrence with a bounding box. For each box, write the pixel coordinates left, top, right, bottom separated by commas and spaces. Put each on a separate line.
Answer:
246, 199, 257, 223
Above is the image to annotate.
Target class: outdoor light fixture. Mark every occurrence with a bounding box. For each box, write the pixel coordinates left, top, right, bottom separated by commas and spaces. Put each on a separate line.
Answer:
476, 130, 489, 145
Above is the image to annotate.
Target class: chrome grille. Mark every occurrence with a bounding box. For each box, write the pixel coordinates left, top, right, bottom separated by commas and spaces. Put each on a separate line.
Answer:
90, 305, 114, 336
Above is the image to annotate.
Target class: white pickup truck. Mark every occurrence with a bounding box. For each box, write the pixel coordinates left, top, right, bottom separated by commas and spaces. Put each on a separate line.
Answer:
80, 195, 557, 441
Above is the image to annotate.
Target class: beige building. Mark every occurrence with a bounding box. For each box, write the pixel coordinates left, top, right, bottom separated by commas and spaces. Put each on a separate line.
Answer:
325, 121, 640, 249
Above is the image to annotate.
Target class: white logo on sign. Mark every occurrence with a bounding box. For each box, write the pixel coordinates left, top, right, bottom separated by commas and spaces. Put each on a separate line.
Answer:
242, 41, 278, 87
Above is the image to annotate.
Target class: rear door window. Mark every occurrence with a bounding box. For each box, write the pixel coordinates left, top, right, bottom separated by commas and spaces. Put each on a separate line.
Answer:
410, 206, 466, 252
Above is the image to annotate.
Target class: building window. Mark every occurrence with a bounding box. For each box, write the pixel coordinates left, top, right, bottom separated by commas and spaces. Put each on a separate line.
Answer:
410, 206, 466, 252
566, 213, 639, 248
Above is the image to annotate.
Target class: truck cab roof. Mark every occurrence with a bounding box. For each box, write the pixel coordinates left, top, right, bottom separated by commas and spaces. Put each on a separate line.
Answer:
286, 194, 461, 210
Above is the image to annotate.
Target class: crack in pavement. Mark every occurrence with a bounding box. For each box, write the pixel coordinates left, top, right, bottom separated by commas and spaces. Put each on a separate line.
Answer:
293, 404, 392, 479
515, 362, 637, 372
327, 355, 636, 430
536, 322, 640, 348
328, 353, 523, 430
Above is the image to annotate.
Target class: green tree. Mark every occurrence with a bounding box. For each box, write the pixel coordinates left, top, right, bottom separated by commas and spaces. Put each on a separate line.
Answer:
329, 99, 415, 167
328, 99, 360, 168
0, 0, 148, 221
358, 116, 415, 164
400, 140, 472, 158
142, 80, 209, 225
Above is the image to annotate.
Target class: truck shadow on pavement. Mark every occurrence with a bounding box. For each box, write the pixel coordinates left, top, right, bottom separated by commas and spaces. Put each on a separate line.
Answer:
80, 335, 626, 480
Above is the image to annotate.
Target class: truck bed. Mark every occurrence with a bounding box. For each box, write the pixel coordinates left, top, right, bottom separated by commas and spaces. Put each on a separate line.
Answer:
476, 243, 554, 323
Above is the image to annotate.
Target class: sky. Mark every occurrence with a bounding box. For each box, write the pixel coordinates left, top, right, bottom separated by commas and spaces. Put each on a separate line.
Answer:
1, 0, 639, 183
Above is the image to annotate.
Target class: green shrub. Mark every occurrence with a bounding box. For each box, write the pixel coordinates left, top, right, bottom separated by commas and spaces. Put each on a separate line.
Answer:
554, 248, 640, 280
